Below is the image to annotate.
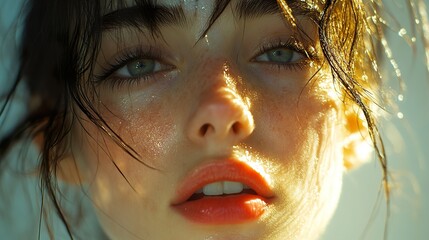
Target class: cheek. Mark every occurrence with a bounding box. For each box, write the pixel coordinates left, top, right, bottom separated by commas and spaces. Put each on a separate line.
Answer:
69, 98, 181, 239
91, 93, 179, 168
252, 84, 340, 166
69, 97, 178, 200
116, 105, 176, 167
266, 103, 341, 193
248, 79, 344, 238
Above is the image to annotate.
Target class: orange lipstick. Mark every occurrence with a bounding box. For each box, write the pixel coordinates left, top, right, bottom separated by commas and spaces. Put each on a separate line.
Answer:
171, 160, 274, 224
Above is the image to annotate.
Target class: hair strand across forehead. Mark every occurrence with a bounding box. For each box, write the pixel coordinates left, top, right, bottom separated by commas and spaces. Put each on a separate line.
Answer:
277, 0, 297, 27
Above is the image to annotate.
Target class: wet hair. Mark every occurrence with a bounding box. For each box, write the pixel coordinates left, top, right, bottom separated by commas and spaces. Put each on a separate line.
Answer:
0, 0, 426, 238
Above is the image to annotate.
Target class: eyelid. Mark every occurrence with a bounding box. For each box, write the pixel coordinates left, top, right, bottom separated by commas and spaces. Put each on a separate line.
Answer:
254, 48, 303, 63
93, 46, 168, 83
115, 59, 168, 78
250, 39, 317, 63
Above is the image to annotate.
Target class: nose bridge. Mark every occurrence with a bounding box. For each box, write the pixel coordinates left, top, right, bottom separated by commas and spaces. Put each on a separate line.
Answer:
186, 60, 254, 145
191, 59, 247, 108
200, 62, 244, 105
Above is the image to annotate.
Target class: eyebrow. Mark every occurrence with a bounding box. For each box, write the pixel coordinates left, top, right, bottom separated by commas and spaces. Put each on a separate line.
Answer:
235, 0, 320, 19
235, 0, 281, 18
102, 3, 187, 31
101, 0, 319, 32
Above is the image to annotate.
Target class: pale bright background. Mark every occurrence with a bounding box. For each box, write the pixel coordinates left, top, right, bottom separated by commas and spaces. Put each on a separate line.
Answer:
1, 0, 428, 239
323, 1, 429, 239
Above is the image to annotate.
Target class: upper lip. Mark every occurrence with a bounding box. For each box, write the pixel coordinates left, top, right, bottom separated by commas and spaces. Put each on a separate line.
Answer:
171, 159, 274, 205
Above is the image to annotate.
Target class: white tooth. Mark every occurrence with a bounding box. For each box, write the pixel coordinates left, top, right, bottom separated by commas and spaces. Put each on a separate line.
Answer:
223, 181, 244, 194
203, 182, 223, 196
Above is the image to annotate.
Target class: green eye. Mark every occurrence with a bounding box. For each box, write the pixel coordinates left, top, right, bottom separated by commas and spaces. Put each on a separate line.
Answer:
126, 59, 156, 77
114, 58, 164, 79
255, 47, 302, 64
266, 49, 293, 62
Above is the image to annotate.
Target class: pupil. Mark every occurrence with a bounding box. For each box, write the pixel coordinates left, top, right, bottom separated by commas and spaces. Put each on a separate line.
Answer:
134, 61, 145, 70
273, 50, 282, 56
269, 48, 292, 62
128, 59, 154, 76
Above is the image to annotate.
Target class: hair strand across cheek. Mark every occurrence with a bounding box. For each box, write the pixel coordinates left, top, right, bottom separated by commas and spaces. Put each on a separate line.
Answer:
0, 0, 428, 239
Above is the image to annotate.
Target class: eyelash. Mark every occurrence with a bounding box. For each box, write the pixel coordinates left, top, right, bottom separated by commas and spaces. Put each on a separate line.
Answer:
94, 46, 165, 88
253, 39, 317, 70
94, 39, 317, 88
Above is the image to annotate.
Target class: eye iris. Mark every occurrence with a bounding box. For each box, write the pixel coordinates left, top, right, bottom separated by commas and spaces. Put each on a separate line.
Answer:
127, 59, 155, 77
267, 48, 293, 63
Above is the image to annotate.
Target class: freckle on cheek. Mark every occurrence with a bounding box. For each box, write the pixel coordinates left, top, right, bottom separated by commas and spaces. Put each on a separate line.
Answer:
121, 106, 176, 168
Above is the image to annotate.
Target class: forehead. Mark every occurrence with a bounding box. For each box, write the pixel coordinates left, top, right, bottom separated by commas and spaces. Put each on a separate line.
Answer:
100, 0, 280, 34
157, 0, 215, 13
102, 0, 324, 17
156, 0, 215, 25
99, 0, 326, 35
104, 0, 214, 11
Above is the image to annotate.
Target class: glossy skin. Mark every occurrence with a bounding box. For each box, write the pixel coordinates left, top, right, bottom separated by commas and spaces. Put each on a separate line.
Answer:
66, 1, 356, 239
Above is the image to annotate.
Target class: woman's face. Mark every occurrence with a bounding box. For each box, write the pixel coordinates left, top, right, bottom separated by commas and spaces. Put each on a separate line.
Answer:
69, 1, 349, 239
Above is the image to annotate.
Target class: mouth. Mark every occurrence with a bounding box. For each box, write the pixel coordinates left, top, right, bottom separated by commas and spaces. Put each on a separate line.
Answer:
187, 181, 257, 201
171, 160, 274, 225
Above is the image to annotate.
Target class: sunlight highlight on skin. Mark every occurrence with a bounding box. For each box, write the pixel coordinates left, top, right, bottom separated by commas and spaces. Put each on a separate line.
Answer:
222, 63, 255, 128
223, 64, 252, 107
232, 146, 275, 188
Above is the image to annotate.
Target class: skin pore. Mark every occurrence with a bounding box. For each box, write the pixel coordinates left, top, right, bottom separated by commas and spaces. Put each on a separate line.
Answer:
61, 0, 363, 239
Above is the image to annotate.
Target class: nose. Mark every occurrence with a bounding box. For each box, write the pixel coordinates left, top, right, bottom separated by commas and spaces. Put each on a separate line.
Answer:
186, 75, 254, 146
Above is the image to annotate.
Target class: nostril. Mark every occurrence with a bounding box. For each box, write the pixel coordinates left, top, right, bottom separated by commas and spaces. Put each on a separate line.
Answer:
189, 102, 254, 142
231, 122, 241, 134
199, 123, 210, 136
198, 121, 248, 137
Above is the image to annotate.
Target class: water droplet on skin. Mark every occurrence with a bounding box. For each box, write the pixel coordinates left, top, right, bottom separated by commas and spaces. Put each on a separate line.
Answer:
398, 94, 404, 101
204, 34, 209, 45
397, 112, 404, 119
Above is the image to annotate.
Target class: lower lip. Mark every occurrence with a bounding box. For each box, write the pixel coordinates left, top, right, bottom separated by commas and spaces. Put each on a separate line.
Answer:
173, 194, 269, 224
